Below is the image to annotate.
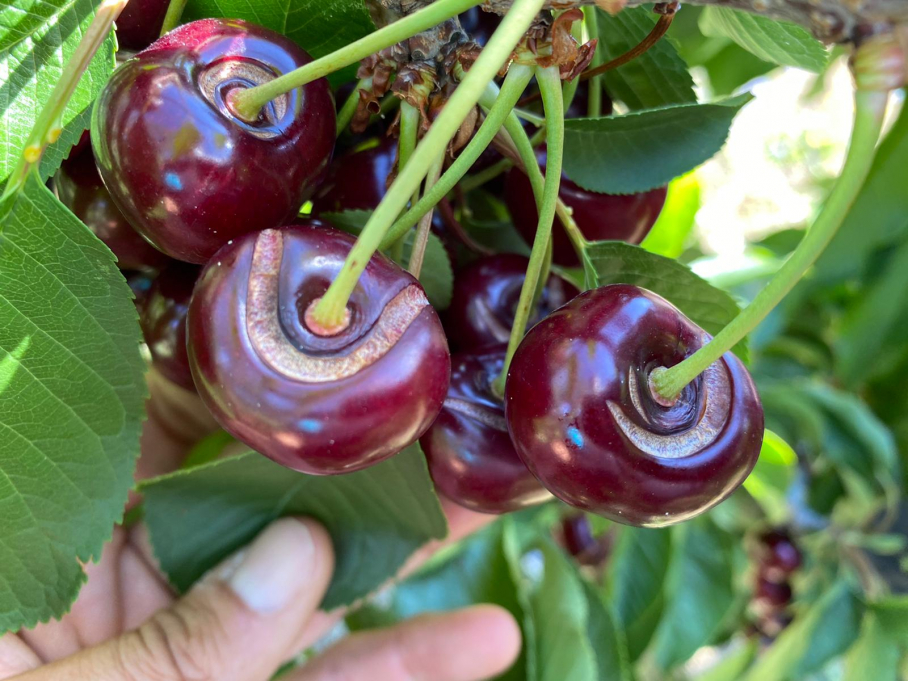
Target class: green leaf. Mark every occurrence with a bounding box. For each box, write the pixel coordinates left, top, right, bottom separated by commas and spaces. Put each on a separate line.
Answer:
583, 581, 632, 681
605, 527, 672, 660
649, 518, 736, 670
141, 445, 447, 609
843, 612, 901, 681
693, 640, 757, 681
699, 7, 828, 73
869, 596, 908, 642
562, 95, 751, 195
0, 175, 145, 633
640, 172, 700, 259
702, 41, 776, 97
0, 0, 116, 182
581, 241, 746, 358
594, 7, 696, 111
742, 583, 862, 681
743, 429, 797, 522
322, 209, 454, 310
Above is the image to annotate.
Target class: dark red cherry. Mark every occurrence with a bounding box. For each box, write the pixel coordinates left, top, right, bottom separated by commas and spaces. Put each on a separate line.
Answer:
505, 150, 667, 266
759, 530, 802, 578
458, 7, 500, 46
55, 133, 170, 271
92, 18, 336, 264
312, 137, 397, 214
559, 514, 610, 566
754, 577, 793, 609
187, 222, 450, 475
115, 0, 170, 51
444, 254, 578, 352
140, 262, 200, 391
419, 346, 549, 514
505, 284, 764, 527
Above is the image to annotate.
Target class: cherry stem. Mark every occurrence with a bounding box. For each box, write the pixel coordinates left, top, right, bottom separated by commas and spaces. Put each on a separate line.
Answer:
159, 0, 188, 36
582, 7, 603, 117
379, 64, 535, 249
579, 9, 675, 83
651, 88, 890, 402
229, 0, 484, 122
492, 65, 564, 396
399, 101, 421, 204
336, 77, 372, 137
408, 154, 445, 277
311, 0, 547, 329
1, 0, 125, 204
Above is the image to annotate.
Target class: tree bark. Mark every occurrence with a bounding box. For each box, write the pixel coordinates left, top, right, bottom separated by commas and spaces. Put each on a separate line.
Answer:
373, 0, 908, 43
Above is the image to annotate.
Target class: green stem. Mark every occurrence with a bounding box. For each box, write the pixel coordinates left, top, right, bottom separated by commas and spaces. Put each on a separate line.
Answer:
652, 89, 889, 401
336, 77, 372, 137
514, 108, 546, 126
230, 0, 482, 122
380, 65, 535, 249
492, 65, 564, 396
458, 156, 512, 192
398, 102, 421, 204
583, 6, 603, 117
312, 0, 547, 329
408, 154, 445, 277
2, 0, 125, 203
159, 0, 188, 36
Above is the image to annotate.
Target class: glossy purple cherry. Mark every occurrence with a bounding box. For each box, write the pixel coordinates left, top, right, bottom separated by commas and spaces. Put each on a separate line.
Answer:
55, 133, 170, 271
759, 530, 802, 578
140, 262, 200, 391
505, 284, 764, 527
115, 0, 170, 51
505, 151, 667, 266
420, 346, 549, 514
444, 254, 578, 352
187, 221, 451, 475
312, 136, 397, 214
92, 18, 336, 264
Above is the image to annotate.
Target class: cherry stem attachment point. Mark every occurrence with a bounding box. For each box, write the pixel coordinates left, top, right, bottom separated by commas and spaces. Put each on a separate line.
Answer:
651, 87, 890, 402
492, 65, 564, 396
159, 0, 189, 36
311, 0, 547, 330
229, 0, 484, 122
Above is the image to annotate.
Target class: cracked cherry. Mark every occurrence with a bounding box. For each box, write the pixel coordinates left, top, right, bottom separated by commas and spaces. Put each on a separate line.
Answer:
140, 262, 200, 391
444, 253, 578, 352
505, 284, 764, 527
187, 221, 450, 474
55, 133, 170, 271
115, 0, 170, 51
92, 18, 336, 264
505, 150, 667, 266
420, 346, 549, 514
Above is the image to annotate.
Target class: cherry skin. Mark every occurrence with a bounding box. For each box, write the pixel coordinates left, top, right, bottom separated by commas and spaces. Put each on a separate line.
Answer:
92, 18, 336, 264
55, 133, 170, 271
759, 530, 802, 578
444, 253, 578, 352
115, 0, 170, 51
754, 577, 793, 609
505, 151, 667, 266
139, 262, 201, 391
559, 514, 610, 567
187, 221, 451, 475
505, 284, 764, 527
420, 346, 549, 514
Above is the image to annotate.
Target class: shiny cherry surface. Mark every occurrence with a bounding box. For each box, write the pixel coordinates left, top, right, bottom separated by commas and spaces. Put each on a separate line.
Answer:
444, 254, 578, 352
505, 151, 667, 266
115, 0, 170, 51
188, 222, 450, 474
92, 19, 336, 264
312, 137, 396, 214
505, 285, 764, 527
140, 262, 200, 391
56, 134, 170, 271
420, 347, 549, 514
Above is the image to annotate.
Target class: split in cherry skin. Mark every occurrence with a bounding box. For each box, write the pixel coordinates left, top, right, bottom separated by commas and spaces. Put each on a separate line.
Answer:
420, 346, 549, 514
55, 133, 170, 271
444, 253, 578, 353
504, 284, 764, 527
92, 18, 336, 264
505, 150, 667, 266
187, 221, 451, 475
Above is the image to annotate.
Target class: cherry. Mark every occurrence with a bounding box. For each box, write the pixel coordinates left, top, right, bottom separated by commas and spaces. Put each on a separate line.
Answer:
753, 577, 793, 609
140, 262, 200, 391
312, 137, 397, 215
92, 18, 335, 264
758, 530, 802, 578
458, 7, 500, 46
505, 284, 764, 527
419, 346, 549, 514
115, 0, 170, 51
504, 150, 667, 266
55, 133, 170, 271
444, 253, 578, 352
559, 514, 610, 567
187, 221, 450, 475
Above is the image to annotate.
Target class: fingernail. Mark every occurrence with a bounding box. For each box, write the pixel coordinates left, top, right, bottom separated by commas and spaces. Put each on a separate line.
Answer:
223, 518, 316, 614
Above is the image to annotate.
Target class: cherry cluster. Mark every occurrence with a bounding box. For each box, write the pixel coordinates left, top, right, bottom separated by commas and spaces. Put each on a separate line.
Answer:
749, 530, 802, 639
59, 16, 765, 528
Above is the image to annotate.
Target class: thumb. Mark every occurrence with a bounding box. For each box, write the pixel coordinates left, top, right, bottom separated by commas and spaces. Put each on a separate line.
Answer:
30, 518, 334, 681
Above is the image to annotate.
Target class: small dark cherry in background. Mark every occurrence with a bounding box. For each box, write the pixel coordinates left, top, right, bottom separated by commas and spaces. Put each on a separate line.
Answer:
115, 0, 171, 51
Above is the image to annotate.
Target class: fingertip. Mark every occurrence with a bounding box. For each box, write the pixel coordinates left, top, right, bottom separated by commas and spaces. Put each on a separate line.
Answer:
292, 517, 335, 574
452, 605, 523, 674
